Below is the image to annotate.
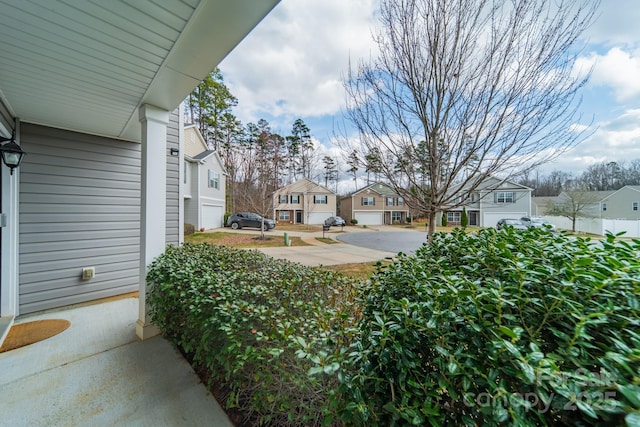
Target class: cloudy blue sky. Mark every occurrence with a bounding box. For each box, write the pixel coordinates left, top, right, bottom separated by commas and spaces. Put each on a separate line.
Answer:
219, 0, 640, 190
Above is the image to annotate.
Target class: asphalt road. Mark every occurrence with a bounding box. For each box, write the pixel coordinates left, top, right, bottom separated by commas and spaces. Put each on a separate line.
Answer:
336, 231, 429, 254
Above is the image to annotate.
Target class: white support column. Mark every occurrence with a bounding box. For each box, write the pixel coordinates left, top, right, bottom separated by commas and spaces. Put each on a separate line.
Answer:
0, 119, 20, 320
137, 104, 169, 340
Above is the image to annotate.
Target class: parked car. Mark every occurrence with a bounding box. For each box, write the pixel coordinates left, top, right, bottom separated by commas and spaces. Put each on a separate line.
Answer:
496, 218, 528, 230
520, 216, 557, 232
324, 216, 346, 226
226, 212, 276, 231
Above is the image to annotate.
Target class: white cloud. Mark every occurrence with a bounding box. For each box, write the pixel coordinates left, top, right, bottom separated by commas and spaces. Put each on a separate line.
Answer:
576, 48, 640, 102
220, 0, 379, 124
582, 0, 640, 47
542, 109, 640, 174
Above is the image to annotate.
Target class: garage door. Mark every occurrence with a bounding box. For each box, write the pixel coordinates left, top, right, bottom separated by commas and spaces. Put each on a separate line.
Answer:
202, 205, 223, 229
355, 211, 383, 225
482, 212, 526, 228
307, 212, 332, 224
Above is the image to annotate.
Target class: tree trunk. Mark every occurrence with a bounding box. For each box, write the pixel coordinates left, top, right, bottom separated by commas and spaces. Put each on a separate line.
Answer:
427, 211, 437, 240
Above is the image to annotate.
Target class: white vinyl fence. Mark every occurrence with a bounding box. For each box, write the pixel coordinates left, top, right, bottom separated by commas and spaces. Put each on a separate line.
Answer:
543, 216, 640, 238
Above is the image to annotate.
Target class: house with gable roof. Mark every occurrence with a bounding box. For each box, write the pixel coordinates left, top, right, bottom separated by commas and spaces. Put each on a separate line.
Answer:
340, 182, 409, 225
442, 176, 532, 227
273, 178, 337, 224
0, 0, 280, 345
183, 125, 226, 230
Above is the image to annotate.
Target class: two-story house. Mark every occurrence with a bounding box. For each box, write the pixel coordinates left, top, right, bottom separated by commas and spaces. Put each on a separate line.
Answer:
340, 182, 409, 225
600, 186, 640, 219
442, 176, 532, 227
183, 125, 226, 230
273, 178, 337, 224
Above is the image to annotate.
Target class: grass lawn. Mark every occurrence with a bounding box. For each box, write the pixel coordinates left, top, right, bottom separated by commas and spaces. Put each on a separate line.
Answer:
321, 260, 392, 280
314, 237, 339, 244
185, 232, 310, 248
272, 223, 324, 232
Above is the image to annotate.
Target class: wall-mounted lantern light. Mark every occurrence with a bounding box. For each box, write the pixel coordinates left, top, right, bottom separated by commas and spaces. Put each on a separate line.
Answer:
0, 131, 25, 175
169, 147, 179, 156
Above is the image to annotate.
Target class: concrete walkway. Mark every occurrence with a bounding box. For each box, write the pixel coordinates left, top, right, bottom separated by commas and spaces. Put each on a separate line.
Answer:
257, 242, 396, 266
208, 225, 414, 266
0, 296, 233, 427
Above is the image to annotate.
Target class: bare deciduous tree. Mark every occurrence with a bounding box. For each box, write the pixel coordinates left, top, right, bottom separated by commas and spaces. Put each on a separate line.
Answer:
342, 0, 599, 235
546, 189, 602, 232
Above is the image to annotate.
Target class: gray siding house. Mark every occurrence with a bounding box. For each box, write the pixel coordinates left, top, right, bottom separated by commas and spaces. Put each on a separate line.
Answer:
0, 1, 279, 344
600, 186, 640, 220
443, 176, 532, 227
183, 125, 226, 230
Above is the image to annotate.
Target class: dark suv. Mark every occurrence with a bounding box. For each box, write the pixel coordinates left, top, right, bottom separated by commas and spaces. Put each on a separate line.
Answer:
226, 212, 276, 231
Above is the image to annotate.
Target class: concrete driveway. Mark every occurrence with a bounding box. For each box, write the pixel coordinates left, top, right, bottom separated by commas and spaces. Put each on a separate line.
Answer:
256, 244, 396, 266
337, 230, 428, 253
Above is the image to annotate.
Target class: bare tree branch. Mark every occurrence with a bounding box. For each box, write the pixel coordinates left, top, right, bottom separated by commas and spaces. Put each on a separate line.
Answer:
341, 0, 599, 235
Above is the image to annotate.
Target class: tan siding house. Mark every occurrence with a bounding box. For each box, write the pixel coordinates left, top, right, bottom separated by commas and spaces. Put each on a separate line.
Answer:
273, 178, 337, 224
340, 182, 409, 225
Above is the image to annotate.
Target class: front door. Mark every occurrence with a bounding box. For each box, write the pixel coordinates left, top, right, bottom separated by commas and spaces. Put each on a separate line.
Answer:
296, 211, 302, 224
469, 211, 478, 226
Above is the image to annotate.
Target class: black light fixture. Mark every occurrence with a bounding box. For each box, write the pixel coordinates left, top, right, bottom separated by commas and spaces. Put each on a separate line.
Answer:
169, 147, 179, 156
0, 131, 26, 175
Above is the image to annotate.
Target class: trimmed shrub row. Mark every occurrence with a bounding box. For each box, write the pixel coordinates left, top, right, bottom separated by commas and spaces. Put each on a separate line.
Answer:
146, 244, 359, 426
340, 228, 640, 426
148, 228, 640, 426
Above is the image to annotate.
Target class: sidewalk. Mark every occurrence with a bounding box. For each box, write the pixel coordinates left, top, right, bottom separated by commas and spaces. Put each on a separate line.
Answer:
209, 225, 400, 266
0, 297, 233, 427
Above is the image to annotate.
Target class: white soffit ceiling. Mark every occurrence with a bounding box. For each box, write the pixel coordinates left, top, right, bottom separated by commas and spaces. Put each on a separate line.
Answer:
0, 0, 279, 141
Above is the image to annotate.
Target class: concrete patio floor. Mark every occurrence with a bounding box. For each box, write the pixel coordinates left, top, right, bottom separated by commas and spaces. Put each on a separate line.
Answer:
0, 296, 233, 427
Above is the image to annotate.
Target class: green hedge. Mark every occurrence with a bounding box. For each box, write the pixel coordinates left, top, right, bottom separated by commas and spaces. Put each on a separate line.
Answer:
339, 227, 640, 426
147, 230, 640, 426
146, 243, 359, 426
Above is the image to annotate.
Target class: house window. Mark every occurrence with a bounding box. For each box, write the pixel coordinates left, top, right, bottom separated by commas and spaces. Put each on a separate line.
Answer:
602, 203, 607, 212
495, 191, 515, 203
279, 195, 288, 204
279, 211, 290, 221
362, 196, 375, 206
397, 197, 404, 206
447, 211, 461, 224
291, 194, 300, 204
633, 202, 639, 211
386, 197, 394, 206
392, 211, 402, 222
314, 195, 327, 204
208, 170, 219, 189
471, 193, 479, 202
183, 161, 187, 184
